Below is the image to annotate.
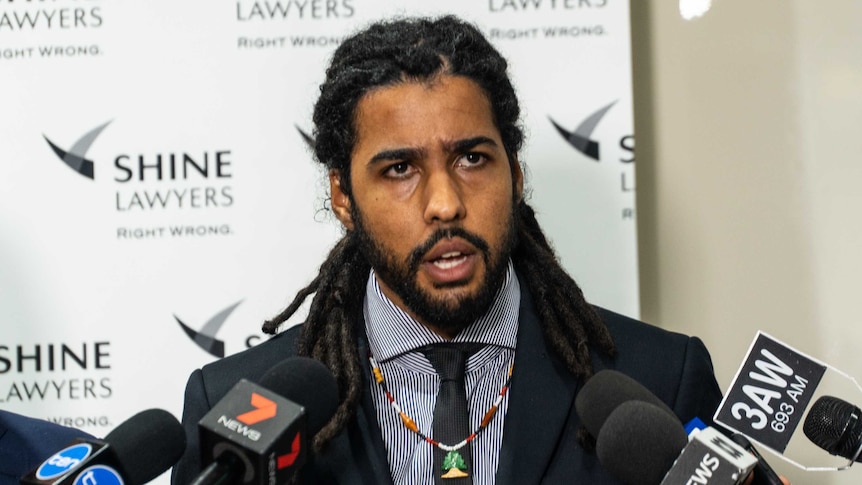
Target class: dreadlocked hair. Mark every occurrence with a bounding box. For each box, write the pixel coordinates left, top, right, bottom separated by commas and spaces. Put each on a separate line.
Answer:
262, 14, 616, 451
262, 233, 370, 452
512, 200, 616, 379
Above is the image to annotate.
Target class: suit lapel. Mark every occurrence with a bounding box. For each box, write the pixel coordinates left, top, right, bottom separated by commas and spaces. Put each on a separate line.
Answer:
315, 338, 394, 485
353, 335, 397, 484
495, 283, 581, 485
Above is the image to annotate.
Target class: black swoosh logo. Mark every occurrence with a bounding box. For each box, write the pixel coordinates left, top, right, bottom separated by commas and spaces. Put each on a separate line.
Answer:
43, 120, 112, 180
175, 300, 242, 358
549, 101, 617, 161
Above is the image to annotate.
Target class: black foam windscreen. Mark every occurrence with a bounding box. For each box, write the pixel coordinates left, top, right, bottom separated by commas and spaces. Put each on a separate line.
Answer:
803, 395, 862, 461
258, 357, 339, 435
575, 369, 675, 436
103, 408, 186, 485
596, 400, 689, 485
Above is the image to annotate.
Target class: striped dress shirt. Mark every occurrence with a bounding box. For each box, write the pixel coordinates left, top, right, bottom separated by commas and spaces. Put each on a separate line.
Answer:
363, 262, 520, 485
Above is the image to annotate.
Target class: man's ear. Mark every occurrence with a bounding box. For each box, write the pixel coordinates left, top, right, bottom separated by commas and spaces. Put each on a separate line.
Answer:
511, 156, 524, 203
329, 169, 354, 231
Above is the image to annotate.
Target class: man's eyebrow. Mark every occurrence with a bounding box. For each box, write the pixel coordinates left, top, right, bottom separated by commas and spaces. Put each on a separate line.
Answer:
448, 136, 499, 153
368, 147, 425, 166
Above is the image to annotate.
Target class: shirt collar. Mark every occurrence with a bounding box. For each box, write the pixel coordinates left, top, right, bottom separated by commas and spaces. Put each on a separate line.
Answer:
364, 260, 520, 362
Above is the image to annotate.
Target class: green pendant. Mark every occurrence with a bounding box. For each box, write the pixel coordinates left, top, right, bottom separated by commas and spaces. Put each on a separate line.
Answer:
441, 450, 469, 479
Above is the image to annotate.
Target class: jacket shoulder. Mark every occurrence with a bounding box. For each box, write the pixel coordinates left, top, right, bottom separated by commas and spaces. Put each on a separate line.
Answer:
597, 306, 691, 352
198, 324, 303, 405
593, 306, 722, 424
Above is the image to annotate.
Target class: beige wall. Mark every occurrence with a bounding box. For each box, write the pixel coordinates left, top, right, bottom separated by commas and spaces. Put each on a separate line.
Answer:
632, 1, 862, 483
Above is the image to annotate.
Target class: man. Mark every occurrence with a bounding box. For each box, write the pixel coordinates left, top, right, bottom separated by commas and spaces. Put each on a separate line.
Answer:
173, 15, 723, 484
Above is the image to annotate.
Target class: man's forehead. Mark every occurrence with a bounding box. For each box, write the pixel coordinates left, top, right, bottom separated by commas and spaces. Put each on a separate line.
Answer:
352, 77, 497, 141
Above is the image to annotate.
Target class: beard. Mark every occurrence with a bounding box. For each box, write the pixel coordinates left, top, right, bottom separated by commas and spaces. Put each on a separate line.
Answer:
350, 205, 517, 336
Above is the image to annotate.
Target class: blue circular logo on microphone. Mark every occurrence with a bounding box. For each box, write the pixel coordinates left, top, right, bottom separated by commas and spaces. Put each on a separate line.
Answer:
72, 465, 123, 485
36, 443, 93, 479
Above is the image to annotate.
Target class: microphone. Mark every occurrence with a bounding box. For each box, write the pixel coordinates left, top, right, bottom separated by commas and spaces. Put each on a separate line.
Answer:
802, 395, 862, 462
575, 369, 676, 436
595, 400, 689, 484
575, 370, 760, 484
192, 357, 339, 485
21, 408, 186, 485
596, 401, 757, 485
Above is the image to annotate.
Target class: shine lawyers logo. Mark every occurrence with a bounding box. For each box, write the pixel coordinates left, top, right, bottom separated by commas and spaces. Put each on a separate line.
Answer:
549, 100, 617, 160
43, 121, 112, 179
175, 300, 242, 358
41, 121, 238, 239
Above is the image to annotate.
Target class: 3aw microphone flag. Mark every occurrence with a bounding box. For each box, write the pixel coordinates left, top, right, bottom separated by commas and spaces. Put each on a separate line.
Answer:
715, 331, 862, 472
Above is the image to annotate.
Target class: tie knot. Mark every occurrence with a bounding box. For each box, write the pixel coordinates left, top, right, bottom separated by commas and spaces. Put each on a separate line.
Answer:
421, 344, 482, 382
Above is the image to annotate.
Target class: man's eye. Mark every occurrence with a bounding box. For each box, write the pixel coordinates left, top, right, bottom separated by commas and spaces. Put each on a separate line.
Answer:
384, 162, 413, 177
459, 152, 486, 167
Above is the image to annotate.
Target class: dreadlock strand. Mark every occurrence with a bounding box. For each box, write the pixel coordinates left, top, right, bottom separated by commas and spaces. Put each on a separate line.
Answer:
294, 232, 369, 452
263, 235, 356, 336
295, 236, 355, 352
262, 275, 322, 335
513, 242, 584, 375
513, 201, 615, 378
313, 302, 363, 451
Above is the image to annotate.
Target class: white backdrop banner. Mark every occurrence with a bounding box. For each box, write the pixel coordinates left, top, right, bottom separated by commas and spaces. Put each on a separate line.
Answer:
0, 0, 636, 457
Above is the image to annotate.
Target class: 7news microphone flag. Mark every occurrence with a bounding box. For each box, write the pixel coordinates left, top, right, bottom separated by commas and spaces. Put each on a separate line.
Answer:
192, 357, 339, 485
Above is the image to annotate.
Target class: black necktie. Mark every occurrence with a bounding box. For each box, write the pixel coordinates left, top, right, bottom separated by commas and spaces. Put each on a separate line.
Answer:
422, 344, 479, 484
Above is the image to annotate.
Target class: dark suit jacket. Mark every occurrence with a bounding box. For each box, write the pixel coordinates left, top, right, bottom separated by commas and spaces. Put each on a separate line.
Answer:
0, 411, 95, 485
172, 285, 722, 484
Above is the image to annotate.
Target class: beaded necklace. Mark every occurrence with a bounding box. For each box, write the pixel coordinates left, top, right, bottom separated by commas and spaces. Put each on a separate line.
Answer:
367, 351, 514, 479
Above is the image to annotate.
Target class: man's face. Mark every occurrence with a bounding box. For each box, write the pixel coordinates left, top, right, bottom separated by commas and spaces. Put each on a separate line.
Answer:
330, 75, 523, 338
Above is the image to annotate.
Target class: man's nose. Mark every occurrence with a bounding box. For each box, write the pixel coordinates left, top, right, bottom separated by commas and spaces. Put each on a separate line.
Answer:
422, 169, 466, 224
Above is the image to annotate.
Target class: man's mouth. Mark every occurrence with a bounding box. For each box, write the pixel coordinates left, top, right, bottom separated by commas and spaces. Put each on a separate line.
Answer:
420, 239, 479, 286
431, 251, 469, 270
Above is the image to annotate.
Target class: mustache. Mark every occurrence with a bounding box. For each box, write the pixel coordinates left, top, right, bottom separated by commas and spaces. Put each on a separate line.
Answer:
407, 227, 490, 272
